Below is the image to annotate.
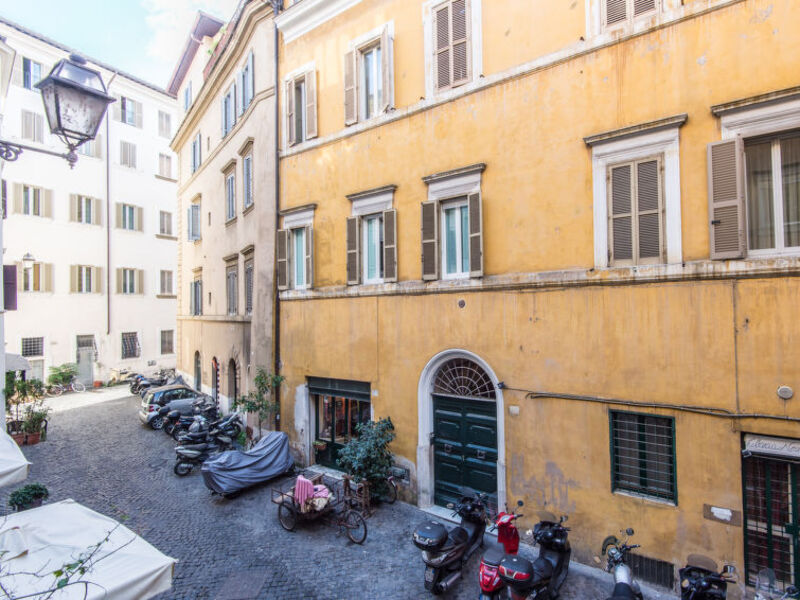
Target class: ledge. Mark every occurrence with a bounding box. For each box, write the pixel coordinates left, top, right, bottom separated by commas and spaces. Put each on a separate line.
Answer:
242, 202, 255, 217
422, 163, 486, 184
155, 174, 177, 183
346, 184, 397, 202
279, 203, 317, 216
221, 158, 237, 174
711, 85, 800, 117
240, 244, 255, 256
583, 114, 688, 147
225, 216, 238, 227
156, 294, 177, 299
177, 315, 252, 323
238, 136, 255, 156
155, 234, 178, 241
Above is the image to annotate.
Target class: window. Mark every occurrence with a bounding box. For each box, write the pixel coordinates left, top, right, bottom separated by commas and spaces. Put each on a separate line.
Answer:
610, 411, 676, 502
291, 227, 306, 288
22, 57, 42, 90
190, 279, 203, 315
240, 51, 254, 114
160, 330, 174, 355
21, 337, 44, 357
221, 83, 237, 137
121, 332, 140, 359
244, 258, 254, 316
160, 270, 173, 295
158, 111, 172, 138
158, 154, 172, 178
243, 154, 253, 208
362, 214, 384, 283
184, 82, 193, 111
159, 211, 173, 236
432, 0, 471, 91
76, 335, 96, 361
21, 110, 44, 143
344, 29, 392, 126
71, 265, 99, 293
604, 0, 658, 29
188, 203, 201, 241
293, 79, 305, 144
77, 266, 92, 293
226, 264, 238, 315
744, 133, 800, 254
120, 141, 137, 168
607, 157, 664, 266
22, 262, 48, 292
121, 268, 136, 294
22, 186, 41, 216
77, 136, 102, 159
121, 204, 136, 230
441, 199, 470, 278
225, 173, 236, 221
277, 211, 314, 291
75, 196, 93, 224
191, 133, 202, 173
119, 96, 142, 127
285, 71, 317, 147
361, 45, 382, 120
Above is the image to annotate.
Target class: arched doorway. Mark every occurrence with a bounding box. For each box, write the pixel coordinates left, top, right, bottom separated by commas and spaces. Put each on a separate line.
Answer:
194, 351, 201, 391
211, 357, 219, 401
418, 350, 505, 510
228, 358, 238, 402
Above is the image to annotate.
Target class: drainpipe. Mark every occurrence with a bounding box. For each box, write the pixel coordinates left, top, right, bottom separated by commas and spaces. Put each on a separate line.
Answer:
105, 72, 118, 337
271, 0, 282, 431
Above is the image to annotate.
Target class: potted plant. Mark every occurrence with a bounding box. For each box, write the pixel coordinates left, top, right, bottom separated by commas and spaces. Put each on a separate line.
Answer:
9, 483, 49, 511
313, 440, 328, 452
5, 378, 44, 445
22, 402, 50, 445
336, 417, 395, 500
232, 368, 284, 440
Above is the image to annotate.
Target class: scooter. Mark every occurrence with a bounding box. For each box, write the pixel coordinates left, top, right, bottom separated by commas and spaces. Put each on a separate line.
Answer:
497, 511, 571, 599
173, 430, 232, 476
412, 490, 489, 595
754, 568, 800, 600
678, 555, 737, 599
479, 499, 524, 599
595, 528, 643, 600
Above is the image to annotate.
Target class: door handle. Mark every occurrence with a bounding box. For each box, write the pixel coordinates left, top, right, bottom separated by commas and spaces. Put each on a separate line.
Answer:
711, 219, 721, 225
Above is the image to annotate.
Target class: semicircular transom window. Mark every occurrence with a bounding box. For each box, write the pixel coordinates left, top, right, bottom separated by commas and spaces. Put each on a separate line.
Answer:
433, 358, 496, 400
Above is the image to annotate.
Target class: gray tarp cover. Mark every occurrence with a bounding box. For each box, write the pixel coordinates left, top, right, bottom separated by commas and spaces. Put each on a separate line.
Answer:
201, 431, 294, 495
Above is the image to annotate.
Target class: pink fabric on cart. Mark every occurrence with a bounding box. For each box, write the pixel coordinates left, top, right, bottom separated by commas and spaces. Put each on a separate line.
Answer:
313, 484, 329, 498
294, 475, 314, 506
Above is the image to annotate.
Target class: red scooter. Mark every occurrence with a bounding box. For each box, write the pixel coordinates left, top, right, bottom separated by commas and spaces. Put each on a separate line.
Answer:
479, 499, 524, 599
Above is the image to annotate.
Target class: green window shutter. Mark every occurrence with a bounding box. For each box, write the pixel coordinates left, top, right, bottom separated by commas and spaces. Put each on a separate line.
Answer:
346, 216, 360, 285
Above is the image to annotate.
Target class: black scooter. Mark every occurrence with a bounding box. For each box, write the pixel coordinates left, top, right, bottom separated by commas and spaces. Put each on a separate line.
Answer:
412, 490, 489, 595
173, 430, 232, 476
595, 528, 643, 600
678, 555, 737, 599
497, 512, 571, 599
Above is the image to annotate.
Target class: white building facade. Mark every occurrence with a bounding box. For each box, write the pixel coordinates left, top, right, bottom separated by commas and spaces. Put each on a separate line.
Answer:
0, 18, 178, 384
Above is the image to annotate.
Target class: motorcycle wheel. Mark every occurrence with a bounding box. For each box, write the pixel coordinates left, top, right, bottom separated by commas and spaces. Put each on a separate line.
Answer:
173, 462, 192, 476
381, 479, 397, 504
278, 502, 297, 531
343, 510, 367, 544
172, 427, 185, 441
150, 416, 164, 430
164, 423, 174, 435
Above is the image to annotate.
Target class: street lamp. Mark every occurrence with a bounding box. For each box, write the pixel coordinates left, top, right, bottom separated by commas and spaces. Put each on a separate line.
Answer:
0, 54, 114, 168
21, 253, 34, 264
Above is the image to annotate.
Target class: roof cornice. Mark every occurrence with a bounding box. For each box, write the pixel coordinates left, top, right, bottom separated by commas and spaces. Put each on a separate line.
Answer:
275, 0, 362, 44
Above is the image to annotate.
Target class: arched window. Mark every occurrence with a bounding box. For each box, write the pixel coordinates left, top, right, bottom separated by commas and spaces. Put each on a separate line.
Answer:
194, 351, 201, 391
228, 358, 238, 401
433, 357, 496, 399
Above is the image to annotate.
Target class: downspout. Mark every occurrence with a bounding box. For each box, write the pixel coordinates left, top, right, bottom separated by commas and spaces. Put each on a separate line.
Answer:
272, 0, 282, 431
106, 72, 118, 336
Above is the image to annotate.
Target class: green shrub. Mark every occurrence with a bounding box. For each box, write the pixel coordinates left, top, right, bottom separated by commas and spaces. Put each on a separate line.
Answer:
47, 363, 78, 386
336, 417, 395, 497
9, 483, 49, 509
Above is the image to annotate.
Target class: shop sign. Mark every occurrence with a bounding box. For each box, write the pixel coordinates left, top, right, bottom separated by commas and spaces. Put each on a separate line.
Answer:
744, 434, 800, 459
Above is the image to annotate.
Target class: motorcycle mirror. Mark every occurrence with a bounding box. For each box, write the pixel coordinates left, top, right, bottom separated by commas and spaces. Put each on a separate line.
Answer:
722, 565, 738, 582
560, 515, 568, 523
517, 500, 524, 507
625, 528, 634, 536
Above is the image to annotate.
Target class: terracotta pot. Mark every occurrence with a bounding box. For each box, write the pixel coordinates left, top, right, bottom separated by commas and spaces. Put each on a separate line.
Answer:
25, 432, 40, 445
15, 498, 43, 512
11, 433, 26, 446
93, 381, 103, 388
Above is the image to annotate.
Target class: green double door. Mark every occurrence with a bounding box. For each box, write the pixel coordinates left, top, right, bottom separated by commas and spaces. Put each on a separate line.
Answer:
432, 394, 498, 508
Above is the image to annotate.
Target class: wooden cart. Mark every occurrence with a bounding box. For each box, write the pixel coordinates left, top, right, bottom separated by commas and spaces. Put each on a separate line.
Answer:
271, 471, 368, 544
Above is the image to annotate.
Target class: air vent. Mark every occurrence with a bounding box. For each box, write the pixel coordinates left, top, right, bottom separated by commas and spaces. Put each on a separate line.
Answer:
630, 553, 675, 590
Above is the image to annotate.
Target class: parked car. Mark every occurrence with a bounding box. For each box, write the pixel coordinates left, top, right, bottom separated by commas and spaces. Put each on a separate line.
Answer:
138, 385, 205, 430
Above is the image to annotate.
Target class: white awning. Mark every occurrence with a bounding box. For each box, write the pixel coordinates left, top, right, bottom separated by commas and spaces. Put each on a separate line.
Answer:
0, 499, 176, 599
5, 353, 31, 372
0, 429, 30, 488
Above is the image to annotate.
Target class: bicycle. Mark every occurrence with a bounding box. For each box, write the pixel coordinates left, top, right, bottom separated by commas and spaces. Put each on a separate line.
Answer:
45, 377, 86, 397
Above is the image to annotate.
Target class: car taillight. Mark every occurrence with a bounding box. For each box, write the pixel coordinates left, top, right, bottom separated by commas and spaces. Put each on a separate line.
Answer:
148, 404, 156, 412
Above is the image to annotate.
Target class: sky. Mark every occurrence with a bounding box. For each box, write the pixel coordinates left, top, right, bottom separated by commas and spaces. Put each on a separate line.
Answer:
0, 0, 240, 90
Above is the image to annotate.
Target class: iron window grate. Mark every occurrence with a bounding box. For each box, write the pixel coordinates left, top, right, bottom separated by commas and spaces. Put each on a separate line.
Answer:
629, 553, 675, 589
610, 411, 676, 502
121, 332, 140, 359
21, 337, 43, 357
160, 330, 174, 355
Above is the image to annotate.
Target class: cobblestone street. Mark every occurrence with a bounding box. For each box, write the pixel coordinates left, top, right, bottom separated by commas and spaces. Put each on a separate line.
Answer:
10, 394, 676, 599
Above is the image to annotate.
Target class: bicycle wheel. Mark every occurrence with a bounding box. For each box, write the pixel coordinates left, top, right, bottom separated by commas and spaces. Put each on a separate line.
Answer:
46, 385, 63, 398
71, 381, 86, 393
343, 510, 367, 544
382, 478, 397, 504
278, 502, 297, 531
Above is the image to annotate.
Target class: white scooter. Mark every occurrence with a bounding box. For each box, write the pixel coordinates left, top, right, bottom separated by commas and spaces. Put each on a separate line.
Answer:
754, 568, 799, 600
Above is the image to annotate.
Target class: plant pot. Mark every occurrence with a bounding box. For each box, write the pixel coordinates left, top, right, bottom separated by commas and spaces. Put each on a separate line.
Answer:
313, 442, 327, 452
11, 433, 26, 446
14, 498, 43, 512
93, 381, 103, 388
25, 432, 40, 445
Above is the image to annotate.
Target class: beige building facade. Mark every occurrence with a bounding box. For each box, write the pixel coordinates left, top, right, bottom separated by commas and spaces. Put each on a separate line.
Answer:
171, 3, 277, 410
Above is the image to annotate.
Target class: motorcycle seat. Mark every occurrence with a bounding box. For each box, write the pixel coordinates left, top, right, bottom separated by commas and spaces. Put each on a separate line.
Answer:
481, 542, 506, 567
532, 557, 553, 580
180, 443, 209, 452
445, 527, 469, 548
608, 582, 637, 599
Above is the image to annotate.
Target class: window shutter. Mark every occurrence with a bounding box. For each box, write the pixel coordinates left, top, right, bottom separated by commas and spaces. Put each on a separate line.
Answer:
285, 81, 295, 147
708, 138, 746, 259
276, 229, 289, 290
305, 71, 318, 139
94, 198, 103, 225
305, 225, 314, 288
43, 190, 53, 218
11, 56, 22, 87
189, 282, 195, 315
34, 114, 44, 143
93, 133, 103, 159
421, 200, 439, 280
16, 262, 23, 292
135, 100, 143, 128
21, 111, 32, 140
383, 208, 398, 282
93, 267, 103, 293
633, 0, 656, 16
344, 50, 357, 126
116, 269, 123, 293
468, 192, 483, 277
135, 206, 143, 231
434, 4, 451, 90
69, 194, 78, 222
112, 96, 121, 121
32, 263, 40, 292
235, 80, 242, 118
187, 207, 193, 240
70, 265, 78, 293
609, 164, 634, 263
451, 0, 470, 86
137, 269, 144, 295
636, 159, 662, 260
247, 51, 255, 107
43, 264, 53, 292
381, 26, 393, 112
346, 216, 361, 285
606, 0, 628, 25
221, 96, 227, 138
13, 183, 22, 214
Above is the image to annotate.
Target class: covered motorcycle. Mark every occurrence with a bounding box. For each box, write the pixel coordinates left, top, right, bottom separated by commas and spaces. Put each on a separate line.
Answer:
201, 431, 294, 495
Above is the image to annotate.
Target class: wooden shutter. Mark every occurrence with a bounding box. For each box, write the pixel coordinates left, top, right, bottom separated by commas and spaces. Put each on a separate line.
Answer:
94, 198, 103, 225
16, 263, 23, 292
135, 206, 143, 231
708, 138, 746, 259
116, 203, 123, 228
434, 3, 451, 90
346, 216, 361, 285
305, 226, 314, 288
344, 50, 358, 126
21, 111, 33, 140
116, 269, 123, 293
4, 265, 17, 310
381, 26, 393, 112
606, 0, 628, 25
421, 200, 439, 280
70, 265, 78, 292
11, 55, 22, 87
13, 183, 22, 214
451, 0, 470, 86
633, 0, 656, 16
93, 267, 103, 293
609, 164, 634, 263
93, 133, 103, 159
112, 96, 121, 121
636, 159, 663, 261
31, 263, 40, 291
305, 71, 318, 139
383, 208, 398, 282
69, 194, 78, 222
43, 190, 53, 218
247, 51, 255, 107
468, 192, 483, 277
43, 264, 53, 292
34, 114, 44, 143
135, 100, 143, 128
187, 207, 193, 240
285, 81, 295, 147
137, 270, 144, 295
276, 229, 289, 290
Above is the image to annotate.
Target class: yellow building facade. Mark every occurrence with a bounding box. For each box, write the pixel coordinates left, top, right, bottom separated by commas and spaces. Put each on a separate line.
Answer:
275, 0, 800, 592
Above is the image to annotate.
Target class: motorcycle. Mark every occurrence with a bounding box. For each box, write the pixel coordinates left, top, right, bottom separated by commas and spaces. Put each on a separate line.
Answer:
754, 568, 800, 600
412, 490, 489, 595
595, 528, 642, 600
162, 397, 219, 436
497, 511, 571, 599
479, 499, 524, 599
678, 555, 737, 599
175, 412, 242, 444
174, 429, 233, 476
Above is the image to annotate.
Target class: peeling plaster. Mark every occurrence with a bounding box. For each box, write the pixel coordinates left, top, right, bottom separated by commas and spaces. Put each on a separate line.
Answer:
510, 455, 578, 515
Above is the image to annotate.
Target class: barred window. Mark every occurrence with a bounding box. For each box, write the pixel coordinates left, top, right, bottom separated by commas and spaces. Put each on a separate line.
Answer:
160, 330, 174, 355
610, 411, 676, 502
21, 337, 44, 357
121, 332, 140, 359
76, 335, 96, 362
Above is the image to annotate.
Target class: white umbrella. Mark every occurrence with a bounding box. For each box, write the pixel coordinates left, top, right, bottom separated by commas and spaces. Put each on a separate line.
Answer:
0, 499, 176, 599
0, 429, 30, 488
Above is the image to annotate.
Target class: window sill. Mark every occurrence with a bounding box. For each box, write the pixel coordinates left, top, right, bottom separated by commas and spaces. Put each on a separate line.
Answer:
225, 216, 238, 227
156, 234, 177, 241
155, 174, 177, 183
242, 203, 255, 217
156, 294, 177, 299
612, 489, 676, 507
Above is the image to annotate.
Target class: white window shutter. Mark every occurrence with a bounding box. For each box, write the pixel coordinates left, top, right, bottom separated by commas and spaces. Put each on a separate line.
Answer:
381, 26, 394, 112
344, 50, 358, 126
305, 71, 318, 139
285, 81, 295, 147
304, 225, 314, 288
